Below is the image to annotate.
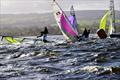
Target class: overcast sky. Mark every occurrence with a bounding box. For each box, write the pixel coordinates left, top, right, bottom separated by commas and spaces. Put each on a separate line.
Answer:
0, 0, 120, 14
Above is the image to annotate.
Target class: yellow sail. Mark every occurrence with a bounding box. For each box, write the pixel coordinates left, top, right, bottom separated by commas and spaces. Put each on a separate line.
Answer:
100, 11, 111, 30
5, 37, 20, 44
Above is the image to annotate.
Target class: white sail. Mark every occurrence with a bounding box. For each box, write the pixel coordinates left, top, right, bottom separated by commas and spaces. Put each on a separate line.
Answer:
108, 17, 115, 35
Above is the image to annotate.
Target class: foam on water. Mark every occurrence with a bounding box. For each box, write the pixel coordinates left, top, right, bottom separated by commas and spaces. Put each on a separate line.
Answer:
0, 35, 120, 80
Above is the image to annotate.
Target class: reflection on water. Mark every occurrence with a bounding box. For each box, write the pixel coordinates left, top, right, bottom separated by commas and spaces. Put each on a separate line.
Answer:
0, 35, 120, 80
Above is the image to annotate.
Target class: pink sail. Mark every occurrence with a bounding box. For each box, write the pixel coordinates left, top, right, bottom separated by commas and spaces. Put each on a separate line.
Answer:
53, 1, 79, 41
60, 13, 78, 37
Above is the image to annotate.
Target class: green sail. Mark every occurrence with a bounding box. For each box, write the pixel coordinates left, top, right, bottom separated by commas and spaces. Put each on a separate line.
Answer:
5, 37, 20, 44
100, 11, 111, 30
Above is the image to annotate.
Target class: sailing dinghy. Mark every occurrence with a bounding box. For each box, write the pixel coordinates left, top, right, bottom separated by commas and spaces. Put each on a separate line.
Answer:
97, 0, 120, 39
53, 0, 79, 42
97, 11, 111, 39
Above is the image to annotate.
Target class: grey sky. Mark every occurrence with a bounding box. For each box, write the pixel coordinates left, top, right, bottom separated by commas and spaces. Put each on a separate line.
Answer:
0, 0, 120, 14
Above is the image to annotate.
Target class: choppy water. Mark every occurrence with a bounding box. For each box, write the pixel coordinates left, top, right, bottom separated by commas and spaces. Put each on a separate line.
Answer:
0, 35, 120, 80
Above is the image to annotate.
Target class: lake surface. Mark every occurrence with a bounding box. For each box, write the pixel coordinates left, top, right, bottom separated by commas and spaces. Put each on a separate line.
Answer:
0, 35, 120, 80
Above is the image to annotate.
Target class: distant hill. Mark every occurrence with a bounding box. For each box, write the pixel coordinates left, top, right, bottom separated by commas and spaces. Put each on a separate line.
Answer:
0, 10, 120, 36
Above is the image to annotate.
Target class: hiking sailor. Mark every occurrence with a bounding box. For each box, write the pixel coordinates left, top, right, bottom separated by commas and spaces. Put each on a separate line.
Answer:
82, 28, 90, 38
37, 27, 49, 42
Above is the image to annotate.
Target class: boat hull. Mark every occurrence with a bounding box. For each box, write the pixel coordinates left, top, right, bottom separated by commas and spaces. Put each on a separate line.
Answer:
97, 29, 107, 39
110, 33, 120, 38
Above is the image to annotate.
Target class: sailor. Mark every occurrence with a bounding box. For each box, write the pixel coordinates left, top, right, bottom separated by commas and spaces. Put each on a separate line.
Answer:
82, 28, 90, 38
37, 27, 49, 42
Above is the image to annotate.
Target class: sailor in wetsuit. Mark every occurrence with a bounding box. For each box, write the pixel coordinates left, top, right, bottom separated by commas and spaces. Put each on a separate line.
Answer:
82, 28, 90, 38
77, 28, 90, 41
37, 27, 49, 42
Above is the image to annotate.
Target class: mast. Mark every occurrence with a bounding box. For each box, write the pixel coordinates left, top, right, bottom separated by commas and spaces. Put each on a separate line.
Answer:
110, 0, 116, 32
70, 5, 75, 16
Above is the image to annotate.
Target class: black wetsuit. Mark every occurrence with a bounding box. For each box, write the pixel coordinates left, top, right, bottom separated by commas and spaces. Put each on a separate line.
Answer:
37, 27, 48, 42
82, 28, 90, 38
